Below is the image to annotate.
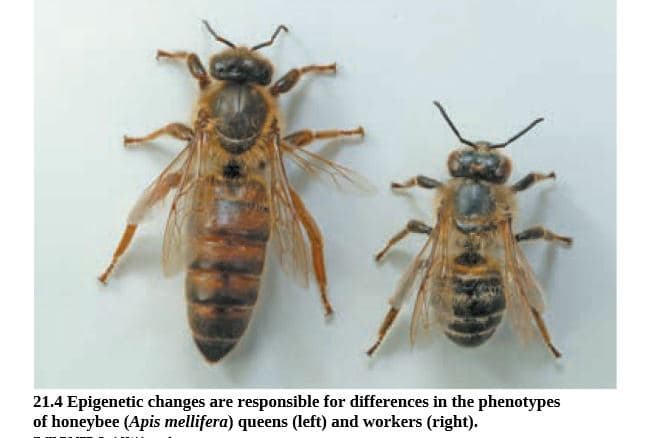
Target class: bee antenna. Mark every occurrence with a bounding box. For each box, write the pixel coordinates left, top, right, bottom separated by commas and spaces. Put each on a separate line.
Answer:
251, 25, 289, 51
202, 20, 236, 48
490, 117, 545, 149
433, 101, 478, 149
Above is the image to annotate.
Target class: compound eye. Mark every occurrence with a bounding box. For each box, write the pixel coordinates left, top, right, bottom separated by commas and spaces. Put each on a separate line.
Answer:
211, 59, 230, 78
448, 151, 462, 174
257, 67, 272, 85
495, 158, 511, 182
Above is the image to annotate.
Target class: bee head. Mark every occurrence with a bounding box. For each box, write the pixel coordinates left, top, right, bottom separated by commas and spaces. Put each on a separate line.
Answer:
433, 101, 544, 184
447, 146, 512, 183
203, 21, 286, 86
209, 49, 273, 85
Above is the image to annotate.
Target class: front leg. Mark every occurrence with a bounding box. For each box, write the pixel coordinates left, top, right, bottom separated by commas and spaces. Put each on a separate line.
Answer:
512, 171, 555, 192
270, 63, 337, 96
515, 225, 573, 246
391, 175, 442, 190
156, 50, 210, 89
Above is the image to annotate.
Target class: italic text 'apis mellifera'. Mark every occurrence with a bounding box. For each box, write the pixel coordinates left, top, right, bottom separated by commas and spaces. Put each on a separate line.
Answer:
99, 21, 368, 362
367, 101, 572, 358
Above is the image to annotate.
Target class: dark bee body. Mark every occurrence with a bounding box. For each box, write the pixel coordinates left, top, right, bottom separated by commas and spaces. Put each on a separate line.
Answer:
212, 82, 268, 154
368, 102, 571, 358
445, 179, 505, 347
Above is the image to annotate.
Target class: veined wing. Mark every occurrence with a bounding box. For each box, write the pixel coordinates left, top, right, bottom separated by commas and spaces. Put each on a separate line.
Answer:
126, 145, 191, 226
409, 204, 453, 344
268, 135, 311, 287
501, 217, 546, 343
281, 142, 375, 194
160, 132, 205, 276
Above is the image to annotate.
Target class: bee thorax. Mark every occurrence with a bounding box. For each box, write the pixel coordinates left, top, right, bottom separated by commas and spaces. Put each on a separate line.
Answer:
454, 181, 497, 233
211, 83, 267, 154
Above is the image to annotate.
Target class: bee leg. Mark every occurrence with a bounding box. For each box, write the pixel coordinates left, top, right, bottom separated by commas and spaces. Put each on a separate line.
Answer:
366, 307, 400, 356
391, 175, 442, 190
270, 63, 337, 96
375, 220, 432, 262
288, 188, 333, 316
530, 307, 562, 358
123, 123, 194, 146
283, 127, 365, 148
511, 172, 556, 192
515, 225, 573, 247
156, 50, 210, 89
98, 225, 137, 284
98, 172, 182, 283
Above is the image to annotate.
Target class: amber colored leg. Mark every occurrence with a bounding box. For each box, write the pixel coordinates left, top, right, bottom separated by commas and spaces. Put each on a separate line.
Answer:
283, 127, 364, 148
123, 123, 194, 146
98, 224, 137, 284
391, 175, 442, 190
99, 172, 182, 283
375, 220, 432, 262
270, 63, 337, 96
288, 188, 332, 316
366, 307, 400, 356
531, 308, 562, 358
156, 50, 210, 89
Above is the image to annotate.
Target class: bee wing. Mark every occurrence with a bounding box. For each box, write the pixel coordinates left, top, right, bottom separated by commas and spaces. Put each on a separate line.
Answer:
500, 217, 546, 343
268, 137, 311, 287
126, 145, 191, 226
281, 142, 375, 194
408, 205, 453, 344
160, 135, 204, 277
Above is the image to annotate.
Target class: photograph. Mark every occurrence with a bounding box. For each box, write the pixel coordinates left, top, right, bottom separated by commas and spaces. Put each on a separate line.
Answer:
35, 0, 615, 388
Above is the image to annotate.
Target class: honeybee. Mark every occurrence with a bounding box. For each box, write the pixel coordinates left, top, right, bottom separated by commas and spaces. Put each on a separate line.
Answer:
367, 101, 572, 358
99, 22, 367, 362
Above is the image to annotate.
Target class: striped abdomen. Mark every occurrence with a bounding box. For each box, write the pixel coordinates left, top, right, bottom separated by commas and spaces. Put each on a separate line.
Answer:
186, 178, 270, 362
444, 252, 505, 347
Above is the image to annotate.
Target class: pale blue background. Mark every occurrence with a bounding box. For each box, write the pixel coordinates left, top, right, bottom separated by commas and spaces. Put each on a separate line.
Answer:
35, 0, 615, 388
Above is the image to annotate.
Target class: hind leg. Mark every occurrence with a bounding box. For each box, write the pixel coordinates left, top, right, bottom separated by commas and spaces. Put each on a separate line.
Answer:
530, 307, 562, 358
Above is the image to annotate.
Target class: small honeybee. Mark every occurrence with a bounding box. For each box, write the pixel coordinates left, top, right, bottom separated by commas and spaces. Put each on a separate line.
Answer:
99, 22, 367, 362
367, 101, 572, 358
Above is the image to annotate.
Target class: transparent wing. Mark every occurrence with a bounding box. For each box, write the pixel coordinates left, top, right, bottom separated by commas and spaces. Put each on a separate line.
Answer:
161, 134, 204, 277
281, 142, 375, 194
126, 146, 191, 226
501, 218, 546, 343
269, 137, 311, 287
409, 205, 453, 344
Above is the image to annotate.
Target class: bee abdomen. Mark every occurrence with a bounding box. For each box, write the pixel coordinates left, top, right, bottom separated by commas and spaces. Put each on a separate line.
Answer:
186, 252, 263, 362
186, 186, 270, 362
445, 274, 505, 347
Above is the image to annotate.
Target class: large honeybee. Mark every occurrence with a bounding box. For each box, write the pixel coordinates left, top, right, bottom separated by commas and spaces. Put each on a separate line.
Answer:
367, 101, 572, 358
99, 22, 367, 362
